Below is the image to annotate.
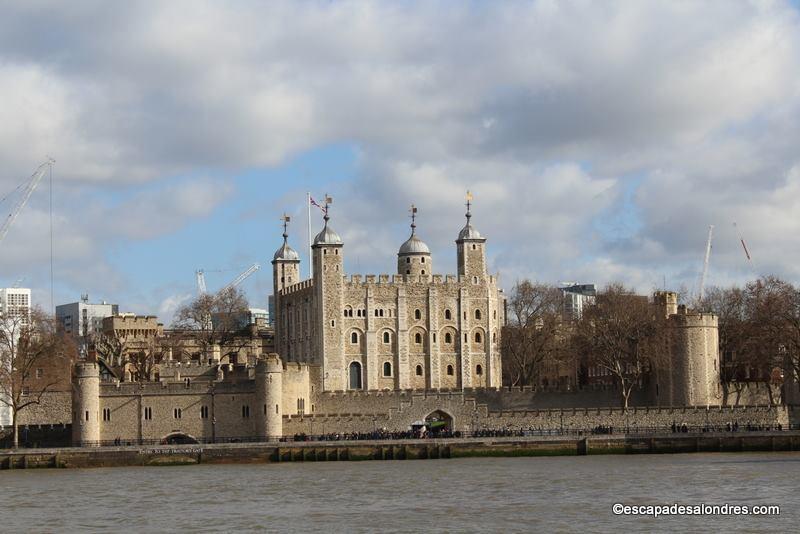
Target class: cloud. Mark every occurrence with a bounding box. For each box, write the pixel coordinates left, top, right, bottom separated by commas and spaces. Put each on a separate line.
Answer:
0, 0, 799, 313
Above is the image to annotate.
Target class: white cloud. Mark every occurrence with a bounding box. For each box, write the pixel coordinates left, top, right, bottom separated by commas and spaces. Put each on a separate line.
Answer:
0, 0, 799, 312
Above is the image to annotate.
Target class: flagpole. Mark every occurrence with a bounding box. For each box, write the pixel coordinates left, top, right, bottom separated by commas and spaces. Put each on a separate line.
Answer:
307, 191, 313, 278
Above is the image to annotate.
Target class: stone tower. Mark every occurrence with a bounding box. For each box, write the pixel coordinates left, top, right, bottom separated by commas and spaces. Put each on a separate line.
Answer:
653, 291, 678, 317
72, 362, 100, 446
456, 194, 487, 281
312, 204, 346, 390
658, 306, 721, 406
397, 205, 432, 276
255, 354, 283, 439
272, 215, 301, 358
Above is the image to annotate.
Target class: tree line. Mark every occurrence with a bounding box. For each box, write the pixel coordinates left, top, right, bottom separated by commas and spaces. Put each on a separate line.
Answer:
502, 277, 800, 408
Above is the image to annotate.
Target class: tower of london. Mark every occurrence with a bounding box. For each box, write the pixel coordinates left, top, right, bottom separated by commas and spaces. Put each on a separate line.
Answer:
272, 200, 505, 393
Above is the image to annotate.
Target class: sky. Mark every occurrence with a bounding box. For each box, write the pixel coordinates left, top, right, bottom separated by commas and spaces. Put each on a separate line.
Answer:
0, 0, 799, 322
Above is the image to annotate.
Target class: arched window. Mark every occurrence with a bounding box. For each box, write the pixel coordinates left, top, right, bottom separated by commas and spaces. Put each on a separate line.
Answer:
406, 257, 411, 264
349, 361, 362, 390
445, 332, 452, 344
421, 257, 425, 263
415, 365, 423, 376
447, 365, 454, 376
383, 362, 392, 377
415, 332, 422, 344
383, 331, 390, 344
351, 332, 359, 344
475, 332, 482, 343
379, 309, 384, 317
475, 309, 482, 320
444, 309, 452, 320
492, 332, 496, 342
415, 309, 421, 320
476, 364, 483, 376
421, 270, 425, 275
472, 244, 477, 250
406, 269, 411, 274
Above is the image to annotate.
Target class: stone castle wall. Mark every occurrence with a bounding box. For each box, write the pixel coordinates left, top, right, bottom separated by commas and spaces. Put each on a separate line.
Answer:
284, 389, 789, 435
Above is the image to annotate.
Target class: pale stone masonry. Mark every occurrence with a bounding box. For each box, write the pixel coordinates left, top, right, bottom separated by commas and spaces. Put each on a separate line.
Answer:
25, 199, 793, 447
273, 203, 506, 393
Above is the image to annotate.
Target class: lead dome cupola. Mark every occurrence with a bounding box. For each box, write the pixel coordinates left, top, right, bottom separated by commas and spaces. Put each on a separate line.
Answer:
456, 192, 486, 242
398, 205, 430, 256
273, 215, 300, 261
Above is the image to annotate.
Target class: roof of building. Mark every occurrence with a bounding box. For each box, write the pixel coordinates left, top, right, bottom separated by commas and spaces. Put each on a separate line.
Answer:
399, 233, 430, 255
314, 217, 343, 245
273, 241, 300, 261
399, 211, 430, 255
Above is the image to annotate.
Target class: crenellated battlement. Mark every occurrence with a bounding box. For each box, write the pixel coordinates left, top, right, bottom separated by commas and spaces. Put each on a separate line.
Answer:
341, 273, 498, 288
282, 278, 314, 296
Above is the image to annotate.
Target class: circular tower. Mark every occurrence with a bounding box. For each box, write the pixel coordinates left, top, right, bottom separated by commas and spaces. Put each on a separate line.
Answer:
255, 354, 283, 440
72, 362, 100, 446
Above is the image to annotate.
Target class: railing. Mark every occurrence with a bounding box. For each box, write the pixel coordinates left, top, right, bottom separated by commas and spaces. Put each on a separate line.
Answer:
57, 423, 799, 448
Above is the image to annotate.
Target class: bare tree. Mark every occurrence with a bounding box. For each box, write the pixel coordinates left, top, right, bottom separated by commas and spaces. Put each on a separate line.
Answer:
90, 330, 128, 369
573, 284, 667, 410
778, 282, 800, 396
698, 285, 749, 404
173, 287, 250, 360
740, 277, 792, 405
501, 281, 564, 387
125, 337, 164, 382
0, 307, 78, 448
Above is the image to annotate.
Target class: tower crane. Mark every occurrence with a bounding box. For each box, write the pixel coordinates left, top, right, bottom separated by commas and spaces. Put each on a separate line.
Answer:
195, 263, 260, 295
0, 158, 54, 246
220, 263, 260, 293
697, 224, 714, 302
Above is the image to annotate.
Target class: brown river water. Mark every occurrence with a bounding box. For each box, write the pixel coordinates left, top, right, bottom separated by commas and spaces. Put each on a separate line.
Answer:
1, 452, 797, 533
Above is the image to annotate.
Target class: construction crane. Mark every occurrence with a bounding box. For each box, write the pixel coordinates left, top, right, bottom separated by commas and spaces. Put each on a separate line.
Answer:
195, 270, 208, 295
196, 263, 260, 295
697, 224, 714, 302
220, 263, 260, 293
0, 158, 54, 246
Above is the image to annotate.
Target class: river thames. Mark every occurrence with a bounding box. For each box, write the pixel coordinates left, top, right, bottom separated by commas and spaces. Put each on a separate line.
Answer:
2, 452, 796, 532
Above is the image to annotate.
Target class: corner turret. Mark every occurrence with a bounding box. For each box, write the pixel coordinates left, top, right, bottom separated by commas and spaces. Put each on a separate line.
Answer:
456, 191, 487, 281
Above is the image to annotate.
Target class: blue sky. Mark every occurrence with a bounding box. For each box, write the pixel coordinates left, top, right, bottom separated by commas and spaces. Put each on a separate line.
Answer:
1, 1, 799, 321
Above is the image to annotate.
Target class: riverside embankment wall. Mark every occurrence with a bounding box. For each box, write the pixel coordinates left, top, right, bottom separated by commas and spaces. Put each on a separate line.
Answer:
3, 432, 800, 470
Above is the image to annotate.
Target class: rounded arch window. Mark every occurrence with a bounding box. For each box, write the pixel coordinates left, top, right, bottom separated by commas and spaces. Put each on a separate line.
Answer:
383, 331, 390, 344
349, 361, 362, 390
421, 270, 425, 275
415, 365, 423, 376
472, 244, 476, 250
444, 332, 452, 344
444, 309, 452, 320
351, 332, 359, 344
421, 257, 425, 263
447, 365, 454, 376
475, 332, 482, 343
383, 361, 392, 377
414, 332, 422, 344
476, 364, 483, 376
406, 257, 411, 264
475, 309, 482, 320
414, 309, 421, 320
406, 269, 411, 274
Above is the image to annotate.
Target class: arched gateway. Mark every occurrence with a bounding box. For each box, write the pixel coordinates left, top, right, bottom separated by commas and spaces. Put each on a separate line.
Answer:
424, 410, 454, 435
